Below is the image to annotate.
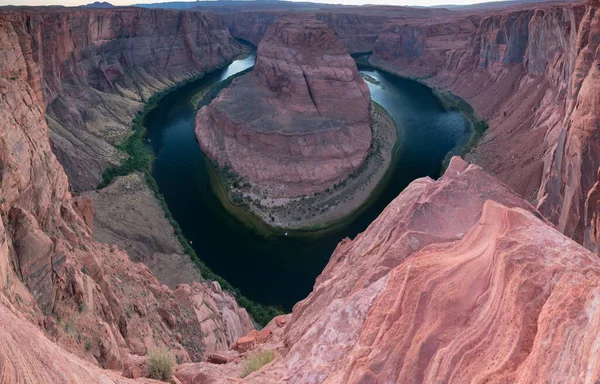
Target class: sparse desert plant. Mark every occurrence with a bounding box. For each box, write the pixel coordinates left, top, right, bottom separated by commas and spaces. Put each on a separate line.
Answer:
85, 339, 93, 352
148, 348, 176, 381
240, 350, 276, 378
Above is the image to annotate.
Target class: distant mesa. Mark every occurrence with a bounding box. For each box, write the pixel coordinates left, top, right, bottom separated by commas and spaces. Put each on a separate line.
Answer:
81, 1, 115, 8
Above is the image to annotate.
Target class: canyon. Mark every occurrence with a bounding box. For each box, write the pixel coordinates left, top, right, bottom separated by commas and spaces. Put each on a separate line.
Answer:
367, 0, 600, 255
1, 0, 600, 383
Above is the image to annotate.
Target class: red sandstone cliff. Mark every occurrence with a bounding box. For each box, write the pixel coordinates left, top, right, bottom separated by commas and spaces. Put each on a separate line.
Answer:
0, 13, 253, 374
196, 16, 372, 198
0, 8, 242, 192
541, 0, 600, 250
4, 3, 600, 382
221, 10, 279, 46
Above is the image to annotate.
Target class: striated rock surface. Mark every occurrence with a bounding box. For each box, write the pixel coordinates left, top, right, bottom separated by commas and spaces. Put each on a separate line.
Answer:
314, 12, 389, 53
222, 10, 279, 46
176, 157, 600, 384
0, 8, 242, 191
540, 0, 600, 249
196, 16, 372, 198
371, 4, 582, 203
0, 301, 156, 384
221, 6, 456, 54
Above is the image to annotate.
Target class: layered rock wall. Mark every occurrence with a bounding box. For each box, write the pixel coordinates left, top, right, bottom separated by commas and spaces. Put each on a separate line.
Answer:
0, 8, 242, 191
221, 7, 454, 54
0, 12, 252, 372
221, 10, 278, 46
541, 1, 600, 249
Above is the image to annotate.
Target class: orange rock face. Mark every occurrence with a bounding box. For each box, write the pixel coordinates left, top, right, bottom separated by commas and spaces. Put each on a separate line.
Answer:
196, 16, 372, 198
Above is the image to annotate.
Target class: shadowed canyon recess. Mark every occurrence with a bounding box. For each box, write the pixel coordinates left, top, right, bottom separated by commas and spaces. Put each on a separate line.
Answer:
1, 0, 600, 383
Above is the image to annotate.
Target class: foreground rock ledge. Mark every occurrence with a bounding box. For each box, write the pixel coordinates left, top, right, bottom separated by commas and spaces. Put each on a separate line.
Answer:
195, 15, 372, 200
173, 157, 600, 384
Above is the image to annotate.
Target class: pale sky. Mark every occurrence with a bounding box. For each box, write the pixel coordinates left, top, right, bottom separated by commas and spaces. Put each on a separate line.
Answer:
0, 0, 509, 7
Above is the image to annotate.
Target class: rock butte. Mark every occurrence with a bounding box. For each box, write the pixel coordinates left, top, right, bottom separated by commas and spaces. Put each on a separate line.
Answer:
196, 16, 372, 198
1, 0, 600, 383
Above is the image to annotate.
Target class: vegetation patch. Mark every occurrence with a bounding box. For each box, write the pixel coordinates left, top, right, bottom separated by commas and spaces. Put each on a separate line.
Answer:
97, 66, 282, 326
148, 348, 176, 381
240, 350, 276, 378
434, 90, 489, 170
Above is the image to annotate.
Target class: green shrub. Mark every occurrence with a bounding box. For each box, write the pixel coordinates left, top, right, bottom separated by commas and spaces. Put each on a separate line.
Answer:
85, 339, 93, 352
240, 350, 276, 378
148, 348, 176, 381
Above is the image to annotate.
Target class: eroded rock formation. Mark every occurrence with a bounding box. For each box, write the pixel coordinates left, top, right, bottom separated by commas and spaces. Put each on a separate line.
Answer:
4, 2, 600, 382
196, 15, 372, 198
221, 6, 455, 54
0, 8, 242, 191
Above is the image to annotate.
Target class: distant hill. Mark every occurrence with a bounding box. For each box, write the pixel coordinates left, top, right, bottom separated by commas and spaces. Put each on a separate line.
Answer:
82, 1, 115, 8
434, 0, 575, 10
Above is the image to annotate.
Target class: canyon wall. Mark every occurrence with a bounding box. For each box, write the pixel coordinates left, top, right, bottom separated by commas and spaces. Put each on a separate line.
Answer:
221, 7, 454, 54
371, 2, 600, 252
0, 8, 242, 192
0, 13, 252, 373
541, 1, 600, 249
221, 11, 278, 46
314, 12, 389, 53
196, 16, 372, 198
3, 3, 600, 382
